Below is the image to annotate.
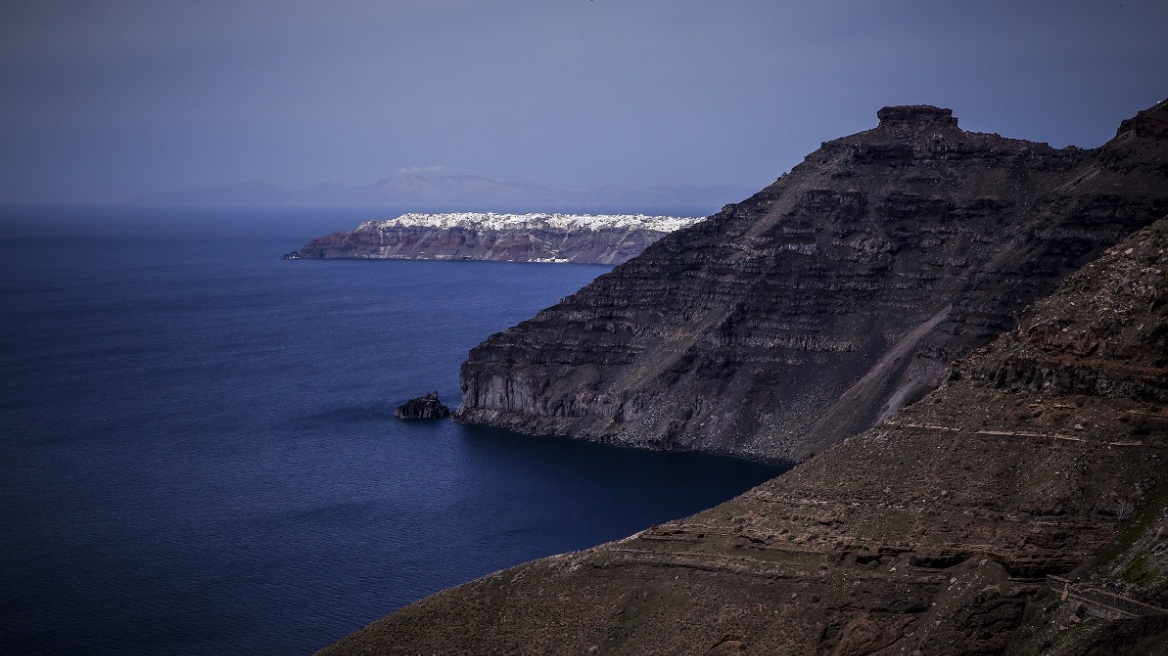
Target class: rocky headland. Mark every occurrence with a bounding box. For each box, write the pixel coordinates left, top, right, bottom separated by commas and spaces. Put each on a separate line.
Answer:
457, 101, 1168, 464
321, 213, 1168, 655
316, 99, 1168, 655
290, 213, 704, 265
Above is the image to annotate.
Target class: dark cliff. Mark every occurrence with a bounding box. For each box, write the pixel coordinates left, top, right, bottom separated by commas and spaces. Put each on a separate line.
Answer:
457, 101, 1168, 463
321, 216, 1168, 655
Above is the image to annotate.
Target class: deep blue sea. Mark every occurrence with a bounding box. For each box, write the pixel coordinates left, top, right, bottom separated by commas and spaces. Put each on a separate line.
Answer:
0, 206, 783, 655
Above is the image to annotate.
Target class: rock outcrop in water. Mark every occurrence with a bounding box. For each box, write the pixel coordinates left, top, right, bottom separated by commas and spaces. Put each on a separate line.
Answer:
291, 213, 704, 265
321, 215, 1168, 655
394, 392, 451, 420
457, 101, 1168, 464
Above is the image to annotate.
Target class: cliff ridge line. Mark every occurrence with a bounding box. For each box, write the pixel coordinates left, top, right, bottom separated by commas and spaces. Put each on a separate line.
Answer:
457, 100, 1168, 464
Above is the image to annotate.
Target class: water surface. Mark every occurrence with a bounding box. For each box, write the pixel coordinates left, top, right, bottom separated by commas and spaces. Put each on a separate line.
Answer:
0, 206, 783, 655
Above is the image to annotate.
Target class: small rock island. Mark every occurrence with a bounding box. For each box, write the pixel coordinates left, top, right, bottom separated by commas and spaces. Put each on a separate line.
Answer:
394, 392, 451, 420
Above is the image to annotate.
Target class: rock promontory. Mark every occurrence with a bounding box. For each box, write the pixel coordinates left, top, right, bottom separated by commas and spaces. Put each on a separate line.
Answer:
457, 100, 1168, 464
290, 212, 704, 265
394, 392, 451, 420
876, 103, 960, 128
321, 215, 1168, 655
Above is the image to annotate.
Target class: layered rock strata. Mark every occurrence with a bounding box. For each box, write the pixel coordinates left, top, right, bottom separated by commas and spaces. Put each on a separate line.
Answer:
321, 217, 1168, 655
292, 213, 703, 265
458, 101, 1168, 463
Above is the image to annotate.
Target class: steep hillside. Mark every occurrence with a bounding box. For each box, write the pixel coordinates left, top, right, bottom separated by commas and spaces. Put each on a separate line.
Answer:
457, 101, 1168, 463
320, 216, 1168, 656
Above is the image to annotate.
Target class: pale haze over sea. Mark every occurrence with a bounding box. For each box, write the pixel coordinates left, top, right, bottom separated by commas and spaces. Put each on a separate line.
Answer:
2, 1, 1167, 207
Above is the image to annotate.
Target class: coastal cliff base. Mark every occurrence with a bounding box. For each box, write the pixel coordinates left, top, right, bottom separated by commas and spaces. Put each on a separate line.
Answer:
323, 218, 1168, 654
457, 101, 1168, 464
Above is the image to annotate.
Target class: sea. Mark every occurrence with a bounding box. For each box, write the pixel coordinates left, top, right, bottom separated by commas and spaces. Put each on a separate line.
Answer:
0, 206, 784, 655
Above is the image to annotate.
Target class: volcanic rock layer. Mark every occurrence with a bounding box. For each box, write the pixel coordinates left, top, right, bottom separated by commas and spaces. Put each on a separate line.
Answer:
457, 101, 1168, 464
322, 215, 1168, 655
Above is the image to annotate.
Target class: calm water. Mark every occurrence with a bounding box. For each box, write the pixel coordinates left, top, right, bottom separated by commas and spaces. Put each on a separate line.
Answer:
0, 206, 783, 655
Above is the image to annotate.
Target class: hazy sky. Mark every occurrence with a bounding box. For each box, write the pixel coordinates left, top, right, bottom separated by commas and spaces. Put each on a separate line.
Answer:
2, 0, 1166, 204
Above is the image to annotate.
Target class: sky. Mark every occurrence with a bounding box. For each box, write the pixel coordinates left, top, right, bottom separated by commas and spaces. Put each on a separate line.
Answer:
1, 0, 1166, 204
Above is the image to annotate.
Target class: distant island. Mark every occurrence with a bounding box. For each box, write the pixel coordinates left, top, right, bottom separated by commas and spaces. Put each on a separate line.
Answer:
286, 212, 706, 265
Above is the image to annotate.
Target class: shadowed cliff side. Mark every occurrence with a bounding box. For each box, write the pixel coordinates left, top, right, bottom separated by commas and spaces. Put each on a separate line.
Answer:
321, 217, 1168, 655
457, 100, 1168, 464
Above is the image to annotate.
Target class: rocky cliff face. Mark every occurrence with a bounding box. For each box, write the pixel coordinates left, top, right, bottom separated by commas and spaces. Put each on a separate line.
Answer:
457, 101, 1168, 463
320, 216, 1168, 656
292, 213, 703, 265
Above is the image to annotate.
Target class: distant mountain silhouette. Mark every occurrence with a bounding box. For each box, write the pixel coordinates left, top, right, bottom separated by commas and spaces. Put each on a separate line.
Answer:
135, 175, 753, 214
